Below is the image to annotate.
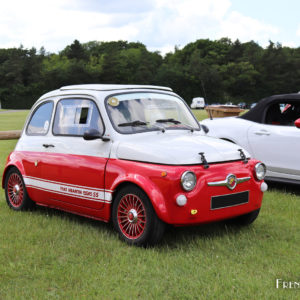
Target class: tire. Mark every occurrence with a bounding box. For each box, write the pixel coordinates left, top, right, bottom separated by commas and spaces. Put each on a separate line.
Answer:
226, 209, 260, 226
112, 185, 165, 246
4, 167, 35, 211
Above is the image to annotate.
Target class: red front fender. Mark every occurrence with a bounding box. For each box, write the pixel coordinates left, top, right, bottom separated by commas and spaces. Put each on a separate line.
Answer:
104, 159, 171, 222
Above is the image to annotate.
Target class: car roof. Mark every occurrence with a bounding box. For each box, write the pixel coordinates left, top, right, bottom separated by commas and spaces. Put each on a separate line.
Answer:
38, 84, 173, 101
240, 93, 300, 123
60, 84, 172, 92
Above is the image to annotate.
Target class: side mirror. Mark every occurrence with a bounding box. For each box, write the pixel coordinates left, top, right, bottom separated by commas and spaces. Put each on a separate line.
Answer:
294, 118, 300, 128
201, 124, 209, 134
83, 129, 110, 141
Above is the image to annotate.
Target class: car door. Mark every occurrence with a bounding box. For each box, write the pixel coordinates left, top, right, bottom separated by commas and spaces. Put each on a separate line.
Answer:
247, 102, 300, 180
30, 97, 112, 214
21, 100, 55, 201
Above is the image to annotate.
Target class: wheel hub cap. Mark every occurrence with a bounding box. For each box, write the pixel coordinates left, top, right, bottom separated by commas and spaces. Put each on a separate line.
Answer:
128, 209, 138, 223
13, 184, 20, 196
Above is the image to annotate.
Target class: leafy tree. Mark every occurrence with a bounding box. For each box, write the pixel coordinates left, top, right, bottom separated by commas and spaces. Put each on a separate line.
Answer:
1, 38, 300, 108
61, 40, 88, 61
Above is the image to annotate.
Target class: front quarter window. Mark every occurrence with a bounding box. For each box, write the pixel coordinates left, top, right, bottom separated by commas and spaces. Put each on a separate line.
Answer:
106, 92, 200, 134
27, 101, 53, 135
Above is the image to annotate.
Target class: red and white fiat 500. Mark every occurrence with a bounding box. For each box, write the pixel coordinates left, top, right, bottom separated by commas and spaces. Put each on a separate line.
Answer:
3, 84, 267, 245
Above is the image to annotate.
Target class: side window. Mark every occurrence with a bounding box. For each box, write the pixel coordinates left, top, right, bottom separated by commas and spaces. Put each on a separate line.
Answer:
53, 99, 104, 136
265, 103, 282, 125
27, 101, 53, 135
265, 102, 300, 126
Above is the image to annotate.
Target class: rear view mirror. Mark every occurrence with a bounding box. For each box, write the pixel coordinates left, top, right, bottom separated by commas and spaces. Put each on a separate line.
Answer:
294, 118, 300, 128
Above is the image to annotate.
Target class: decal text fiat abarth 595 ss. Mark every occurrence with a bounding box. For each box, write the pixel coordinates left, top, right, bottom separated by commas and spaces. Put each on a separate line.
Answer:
2, 84, 267, 245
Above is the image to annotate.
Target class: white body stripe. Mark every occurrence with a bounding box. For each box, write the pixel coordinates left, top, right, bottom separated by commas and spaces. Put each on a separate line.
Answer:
23, 176, 112, 203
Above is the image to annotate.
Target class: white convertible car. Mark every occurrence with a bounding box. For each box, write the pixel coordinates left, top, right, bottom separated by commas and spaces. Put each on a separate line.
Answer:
202, 93, 300, 184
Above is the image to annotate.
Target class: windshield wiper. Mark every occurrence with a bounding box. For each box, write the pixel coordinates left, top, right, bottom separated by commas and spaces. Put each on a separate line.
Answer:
156, 118, 181, 124
118, 120, 148, 127
155, 118, 195, 132
118, 120, 165, 133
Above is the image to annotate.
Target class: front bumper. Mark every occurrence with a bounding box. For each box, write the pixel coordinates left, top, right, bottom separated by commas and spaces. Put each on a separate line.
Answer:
157, 159, 265, 226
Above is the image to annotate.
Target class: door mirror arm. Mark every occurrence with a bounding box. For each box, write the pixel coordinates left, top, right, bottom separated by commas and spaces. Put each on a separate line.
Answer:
83, 129, 110, 142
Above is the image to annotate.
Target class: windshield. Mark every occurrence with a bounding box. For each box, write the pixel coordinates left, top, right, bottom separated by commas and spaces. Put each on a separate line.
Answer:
105, 92, 200, 134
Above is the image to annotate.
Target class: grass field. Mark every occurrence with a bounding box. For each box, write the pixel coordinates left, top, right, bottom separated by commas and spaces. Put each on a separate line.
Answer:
0, 110, 299, 299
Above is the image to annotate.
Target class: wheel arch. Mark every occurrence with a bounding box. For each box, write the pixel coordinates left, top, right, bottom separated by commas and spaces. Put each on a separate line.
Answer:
2, 163, 25, 188
109, 177, 169, 223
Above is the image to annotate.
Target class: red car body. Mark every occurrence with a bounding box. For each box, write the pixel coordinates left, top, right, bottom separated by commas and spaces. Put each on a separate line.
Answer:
2, 85, 267, 245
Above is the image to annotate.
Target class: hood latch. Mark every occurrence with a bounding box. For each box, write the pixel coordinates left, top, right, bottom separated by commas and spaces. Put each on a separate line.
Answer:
199, 152, 209, 169
238, 149, 248, 164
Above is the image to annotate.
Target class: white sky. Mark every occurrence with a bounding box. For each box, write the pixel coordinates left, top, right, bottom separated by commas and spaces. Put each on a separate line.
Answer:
0, 0, 299, 54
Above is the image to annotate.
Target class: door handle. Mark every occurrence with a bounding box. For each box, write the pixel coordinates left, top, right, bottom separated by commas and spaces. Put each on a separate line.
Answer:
254, 130, 270, 136
43, 144, 55, 148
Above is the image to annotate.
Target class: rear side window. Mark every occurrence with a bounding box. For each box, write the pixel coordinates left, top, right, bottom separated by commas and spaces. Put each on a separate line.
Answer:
27, 101, 53, 135
265, 102, 300, 126
53, 99, 104, 136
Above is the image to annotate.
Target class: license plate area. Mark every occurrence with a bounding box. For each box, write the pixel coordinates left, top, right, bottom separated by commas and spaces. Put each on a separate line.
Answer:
211, 191, 249, 210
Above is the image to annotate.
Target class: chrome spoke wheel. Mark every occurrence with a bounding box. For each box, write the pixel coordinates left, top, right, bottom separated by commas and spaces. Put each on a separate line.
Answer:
117, 194, 146, 239
113, 185, 165, 245
5, 168, 34, 211
7, 173, 24, 208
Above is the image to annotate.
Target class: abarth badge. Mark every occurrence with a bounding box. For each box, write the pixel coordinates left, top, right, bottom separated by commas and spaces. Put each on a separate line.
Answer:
207, 174, 250, 190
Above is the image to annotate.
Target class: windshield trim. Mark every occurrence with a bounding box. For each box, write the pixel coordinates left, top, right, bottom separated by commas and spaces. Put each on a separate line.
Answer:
104, 91, 200, 135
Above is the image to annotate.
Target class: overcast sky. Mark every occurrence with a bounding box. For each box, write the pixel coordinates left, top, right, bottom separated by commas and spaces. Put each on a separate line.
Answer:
0, 0, 299, 54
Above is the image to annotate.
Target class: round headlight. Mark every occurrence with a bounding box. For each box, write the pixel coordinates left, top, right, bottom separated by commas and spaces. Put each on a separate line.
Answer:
254, 163, 266, 180
181, 171, 197, 191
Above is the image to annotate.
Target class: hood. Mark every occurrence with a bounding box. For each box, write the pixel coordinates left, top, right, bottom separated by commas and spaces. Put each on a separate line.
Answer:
116, 132, 249, 165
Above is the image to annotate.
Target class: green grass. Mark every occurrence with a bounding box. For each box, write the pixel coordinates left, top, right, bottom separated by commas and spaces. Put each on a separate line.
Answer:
192, 109, 209, 121
191, 109, 209, 121
191, 108, 248, 121
0, 111, 300, 299
0, 110, 29, 131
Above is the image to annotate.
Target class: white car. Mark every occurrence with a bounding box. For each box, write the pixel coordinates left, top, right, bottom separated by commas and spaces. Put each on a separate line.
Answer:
201, 93, 300, 184
191, 97, 205, 109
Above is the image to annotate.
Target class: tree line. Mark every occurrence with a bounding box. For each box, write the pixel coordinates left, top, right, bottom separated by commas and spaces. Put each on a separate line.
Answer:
0, 38, 300, 108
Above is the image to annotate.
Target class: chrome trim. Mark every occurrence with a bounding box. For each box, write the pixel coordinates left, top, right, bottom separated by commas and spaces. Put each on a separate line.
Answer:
254, 163, 266, 180
236, 177, 251, 184
181, 171, 197, 191
128, 209, 138, 223
207, 174, 251, 190
13, 184, 20, 196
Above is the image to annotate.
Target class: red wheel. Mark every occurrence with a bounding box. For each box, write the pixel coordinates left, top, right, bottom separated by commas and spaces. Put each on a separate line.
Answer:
117, 194, 146, 239
112, 185, 165, 246
6, 172, 24, 208
5, 167, 35, 211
